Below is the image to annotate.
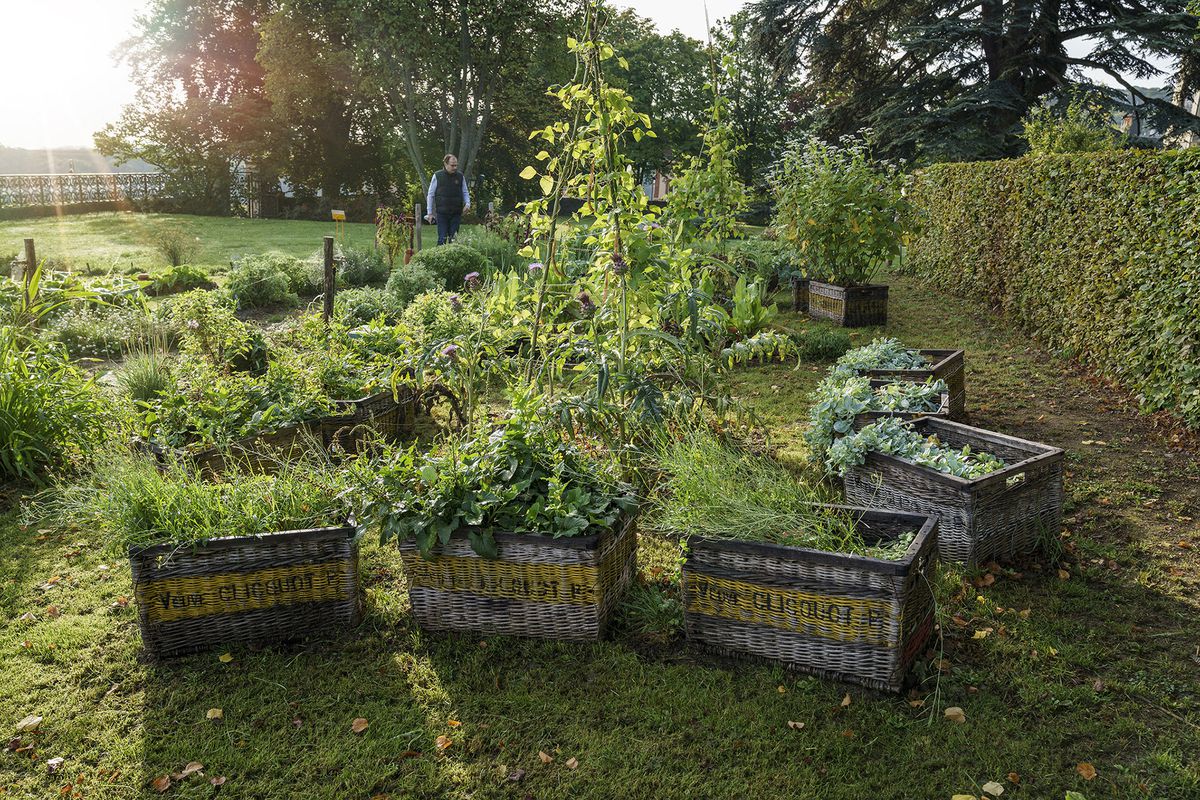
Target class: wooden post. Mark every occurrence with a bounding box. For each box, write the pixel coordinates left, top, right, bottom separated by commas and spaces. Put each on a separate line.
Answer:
323, 236, 336, 322
413, 202, 422, 253
22, 238, 36, 296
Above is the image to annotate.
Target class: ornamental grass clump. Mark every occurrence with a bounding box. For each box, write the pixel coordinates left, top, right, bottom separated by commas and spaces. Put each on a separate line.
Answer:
826, 417, 1005, 479
651, 433, 913, 560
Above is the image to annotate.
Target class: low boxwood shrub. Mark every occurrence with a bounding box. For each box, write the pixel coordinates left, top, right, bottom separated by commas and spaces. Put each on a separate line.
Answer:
408, 243, 489, 289
905, 149, 1200, 427
385, 263, 441, 307
228, 254, 299, 309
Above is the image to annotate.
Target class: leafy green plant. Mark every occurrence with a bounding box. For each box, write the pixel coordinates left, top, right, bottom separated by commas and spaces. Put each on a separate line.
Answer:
0, 326, 105, 484
729, 276, 778, 337
32, 446, 348, 552
147, 264, 215, 296
336, 286, 405, 325
407, 244, 489, 289
354, 412, 635, 558
376, 206, 415, 267
400, 291, 477, 346
651, 432, 911, 558
1021, 96, 1124, 155
826, 417, 1005, 478
833, 337, 929, 375
337, 247, 390, 287
46, 304, 175, 359
385, 263, 441, 307
168, 290, 253, 367
455, 227, 526, 272
795, 328, 852, 362
228, 255, 299, 309
772, 135, 910, 286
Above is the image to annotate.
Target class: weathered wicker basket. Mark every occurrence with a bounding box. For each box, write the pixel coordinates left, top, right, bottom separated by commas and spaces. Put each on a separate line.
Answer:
681, 506, 938, 692
399, 512, 638, 641
130, 524, 361, 658
861, 349, 966, 420
808, 281, 888, 327
851, 379, 952, 431
790, 278, 810, 314
322, 387, 420, 453
842, 418, 1064, 565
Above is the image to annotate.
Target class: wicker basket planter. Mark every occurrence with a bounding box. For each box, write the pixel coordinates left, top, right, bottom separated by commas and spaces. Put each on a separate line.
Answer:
851, 380, 952, 432
321, 387, 420, 452
130, 524, 361, 658
808, 282, 888, 327
399, 512, 638, 641
790, 278, 810, 314
860, 348, 966, 420
681, 506, 938, 692
842, 418, 1064, 565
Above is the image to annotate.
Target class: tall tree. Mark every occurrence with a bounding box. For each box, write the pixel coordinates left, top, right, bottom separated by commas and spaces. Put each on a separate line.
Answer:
751, 0, 1200, 160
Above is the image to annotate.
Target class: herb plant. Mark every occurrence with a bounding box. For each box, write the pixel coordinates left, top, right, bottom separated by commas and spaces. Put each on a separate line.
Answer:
833, 337, 929, 375
805, 373, 948, 465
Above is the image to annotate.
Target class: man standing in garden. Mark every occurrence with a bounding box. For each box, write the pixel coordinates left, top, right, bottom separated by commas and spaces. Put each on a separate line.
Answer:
425, 154, 471, 245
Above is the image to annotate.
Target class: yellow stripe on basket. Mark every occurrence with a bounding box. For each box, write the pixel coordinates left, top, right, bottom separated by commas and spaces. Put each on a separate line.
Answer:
401, 553, 603, 605
136, 560, 353, 624
685, 573, 899, 646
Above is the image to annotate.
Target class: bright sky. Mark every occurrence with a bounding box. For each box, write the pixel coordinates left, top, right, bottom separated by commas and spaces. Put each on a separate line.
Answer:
0, 0, 1175, 150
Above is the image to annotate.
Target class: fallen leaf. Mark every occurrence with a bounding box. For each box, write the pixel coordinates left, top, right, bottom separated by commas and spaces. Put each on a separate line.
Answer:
507, 768, 526, 782
1018, 609, 1031, 619
15, 715, 43, 733
1076, 762, 1097, 781
1177, 540, 1192, 550
46, 756, 64, 773
435, 735, 452, 751
841, 693, 851, 707
973, 573, 996, 588
982, 780, 1004, 796
951, 795, 977, 800
973, 628, 993, 640
206, 708, 223, 721
1092, 679, 1104, 692
151, 775, 171, 793
210, 776, 227, 786
351, 718, 369, 735
538, 751, 553, 764
566, 757, 578, 769
179, 762, 203, 778
447, 719, 462, 728
945, 707, 967, 724
908, 700, 925, 708
1057, 569, 1070, 580
777, 685, 787, 694
841, 729, 855, 738
217, 653, 233, 664
1007, 772, 1020, 784
952, 615, 969, 627
786, 720, 805, 730
19, 612, 35, 623
112, 597, 130, 609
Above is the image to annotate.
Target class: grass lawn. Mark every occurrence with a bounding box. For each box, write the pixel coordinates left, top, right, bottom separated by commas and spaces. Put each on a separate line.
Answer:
0, 213, 448, 275
2, 266, 1199, 798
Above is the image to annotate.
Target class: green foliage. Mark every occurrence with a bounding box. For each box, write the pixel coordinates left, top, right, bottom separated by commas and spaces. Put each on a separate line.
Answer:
0, 327, 105, 484
455, 227, 526, 272
832, 337, 929, 374
45, 305, 176, 359
905, 149, 1200, 427
146, 223, 201, 267
375, 206, 414, 268
400, 291, 477, 345
728, 277, 778, 337
826, 417, 1005, 479
147, 264, 215, 295
1020, 97, 1124, 155
725, 237, 794, 285
384, 263, 442, 307
795, 328, 852, 362
168, 290, 253, 367
34, 447, 348, 552
228, 254, 299, 309
651, 432, 911, 558
335, 286, 405, 325
354, 412, 635, 558
337, 247, 391, 287
772, 136, 911, 286
119, 349, 174, 403
408, 244, 490, 290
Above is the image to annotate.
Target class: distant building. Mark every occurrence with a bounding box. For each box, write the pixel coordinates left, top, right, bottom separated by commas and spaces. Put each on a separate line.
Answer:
1171, 81, 1200, 148
642, 169, 670, 201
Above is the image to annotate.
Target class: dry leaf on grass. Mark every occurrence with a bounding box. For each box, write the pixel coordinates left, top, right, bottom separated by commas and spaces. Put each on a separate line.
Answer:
218, 653, 233, 663
507, 768, 526, 782
777, 685, 787, 694
210, 776, 227, 786
1076, 762, 1097, 780
435, 735, 452, 751
951, 795, 977, 800
15, 715, 42, 733
566, 757, 579, 770
1006, 772, 1020, 784
945, 707, 967, 724
351, 718, 369, 735
840, 694, 851, 707
447, 719, 462, 728
973, 628, 993, 640
206, 708, 223, 721
538, 751, 553, 764
1057, 569, 1071, 580
179, 761, 203, 778
46, 757, 64, 773
786, 721, 805, 730
982, 780, 1004, 796
151, 775, 171, 793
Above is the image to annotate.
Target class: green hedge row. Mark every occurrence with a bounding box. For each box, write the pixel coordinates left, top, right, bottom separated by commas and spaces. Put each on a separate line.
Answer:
905, 149, 1200, 427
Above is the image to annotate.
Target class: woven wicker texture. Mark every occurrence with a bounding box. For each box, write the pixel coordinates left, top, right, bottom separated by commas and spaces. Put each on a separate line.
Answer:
681, 506, 938, 693
130, 526, 361, 658
864, 349, 966, 420
322, 388, 420, 453
843, 418, 1064, 565
399, 514, 638, 641
808, 282, 889, 327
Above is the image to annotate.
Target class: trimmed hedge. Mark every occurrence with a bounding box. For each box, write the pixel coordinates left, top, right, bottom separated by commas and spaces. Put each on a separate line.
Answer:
905, 149, 1200, 427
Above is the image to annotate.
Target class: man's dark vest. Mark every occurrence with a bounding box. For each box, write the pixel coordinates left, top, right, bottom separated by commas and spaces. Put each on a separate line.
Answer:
433, 169, 464, 216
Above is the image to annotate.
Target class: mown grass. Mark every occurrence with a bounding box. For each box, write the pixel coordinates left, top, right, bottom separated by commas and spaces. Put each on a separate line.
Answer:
0, 213, 444, 275
2, 267, 1199, 799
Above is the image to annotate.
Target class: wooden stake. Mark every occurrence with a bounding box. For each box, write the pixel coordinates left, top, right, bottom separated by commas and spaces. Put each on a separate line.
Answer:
323, 236, 336, 322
